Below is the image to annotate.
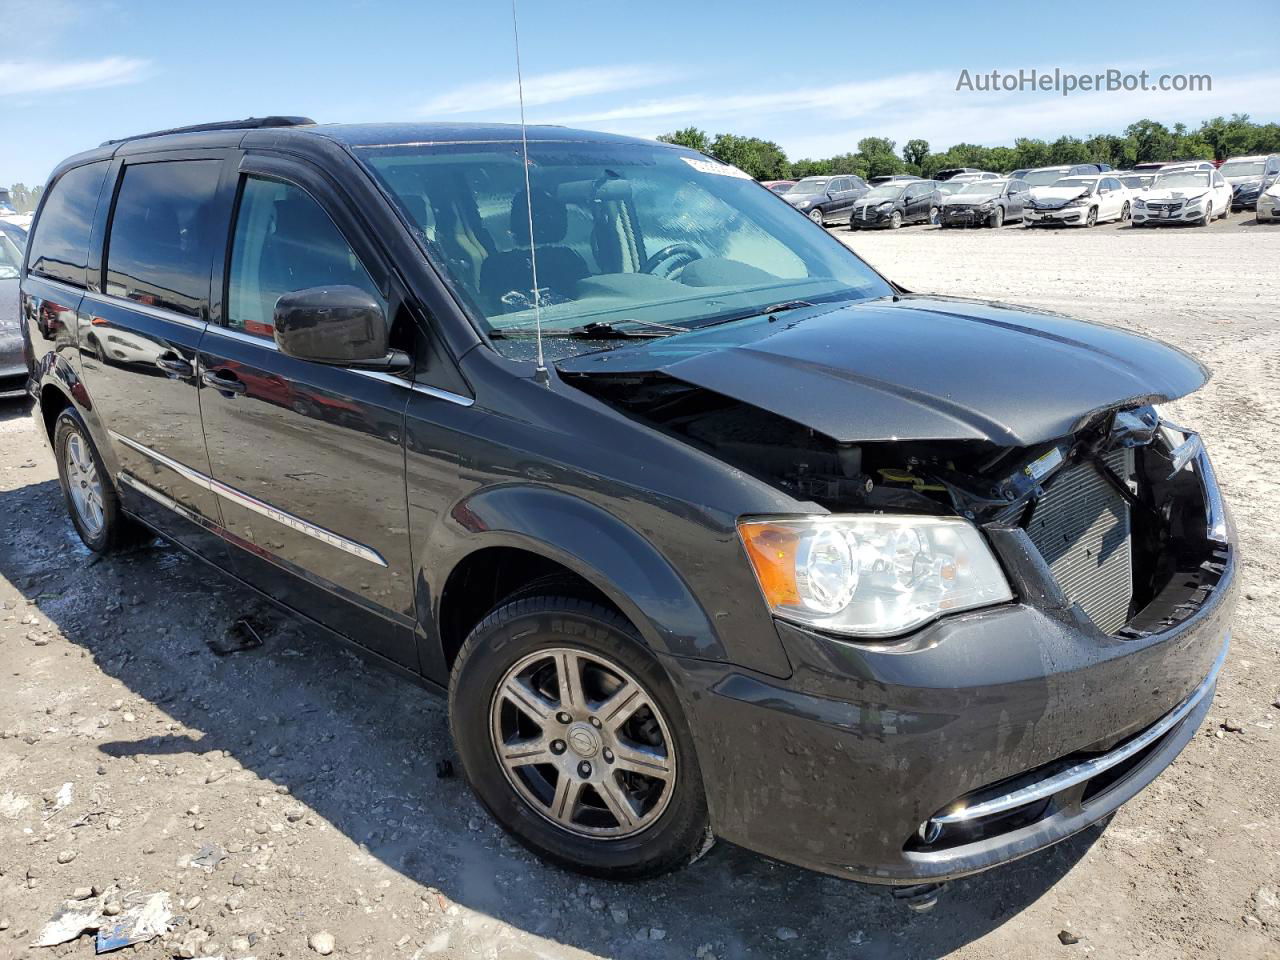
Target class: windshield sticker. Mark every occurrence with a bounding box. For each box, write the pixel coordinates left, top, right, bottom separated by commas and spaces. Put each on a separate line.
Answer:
682, 156, 753, 180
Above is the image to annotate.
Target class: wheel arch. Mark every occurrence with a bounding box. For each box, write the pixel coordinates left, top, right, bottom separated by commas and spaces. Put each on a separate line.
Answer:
425, 486, 728, 677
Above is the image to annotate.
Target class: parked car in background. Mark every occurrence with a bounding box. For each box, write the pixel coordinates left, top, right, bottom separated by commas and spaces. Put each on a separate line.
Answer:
0, 187, 14, 215
1217, 154, 1280, 210
1256, 182, 1280, 221
761, 180, 796, 194
850, 180, 940, 229
949, 171, 1000, 183
1116, 171, 1156, 193
1159, 161, 1216, 175
867, 174, 921, 187
782, 175, 868, 224
1024, 174, 1132, 227
1020, 164, 1111, 189
939, 178, 1029, 228
935, 167, 983, 181
1133, 168, 1233, 226
0, 220, 28, 399
20, 117, 1237, 894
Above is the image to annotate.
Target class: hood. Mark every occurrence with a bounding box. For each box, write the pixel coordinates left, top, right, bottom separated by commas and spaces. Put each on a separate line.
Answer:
1029, 187, 1089, 207
784, 193, 822, 205
941, 194, 994, 206
557, 295, 1208, 447
1143, 188, 1208, 202
1225, 175, 1263, 186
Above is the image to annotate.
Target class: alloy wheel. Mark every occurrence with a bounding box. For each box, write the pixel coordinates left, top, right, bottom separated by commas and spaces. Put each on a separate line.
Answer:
490, 647, 677, 839
808, 208, 823, 225
64, 432, 105, 537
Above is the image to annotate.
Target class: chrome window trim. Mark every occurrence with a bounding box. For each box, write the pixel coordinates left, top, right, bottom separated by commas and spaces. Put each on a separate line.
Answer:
110, 431, 388, 568
82, 289, 208, 331
928, 636, 1229, 829
25, 275, 88, 301
200, 325, 474, 406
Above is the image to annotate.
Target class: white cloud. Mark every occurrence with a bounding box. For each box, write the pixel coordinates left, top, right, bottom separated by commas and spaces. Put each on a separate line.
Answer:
416, 65, 668, 116
0, 56, 150, 95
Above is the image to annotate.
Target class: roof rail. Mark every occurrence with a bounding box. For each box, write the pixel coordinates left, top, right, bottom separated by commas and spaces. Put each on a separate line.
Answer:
101, 116, 315, 147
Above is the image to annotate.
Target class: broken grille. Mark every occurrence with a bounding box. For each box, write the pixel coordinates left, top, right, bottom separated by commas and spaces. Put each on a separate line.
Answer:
1026, 448, 1135, 633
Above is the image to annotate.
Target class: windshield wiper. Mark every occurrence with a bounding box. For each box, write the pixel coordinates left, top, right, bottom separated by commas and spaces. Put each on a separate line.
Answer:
488, 320, 679, 341
689, 299, 816, 331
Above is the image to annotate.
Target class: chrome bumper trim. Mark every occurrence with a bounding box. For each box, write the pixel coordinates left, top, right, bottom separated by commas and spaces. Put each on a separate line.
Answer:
929, 636, 1228, 828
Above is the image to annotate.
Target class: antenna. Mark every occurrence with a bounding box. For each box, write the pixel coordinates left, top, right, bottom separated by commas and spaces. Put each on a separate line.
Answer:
511, 0, 549, 384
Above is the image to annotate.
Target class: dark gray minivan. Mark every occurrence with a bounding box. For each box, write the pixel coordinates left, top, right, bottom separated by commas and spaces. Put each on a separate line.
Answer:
20, 118, 1235, 891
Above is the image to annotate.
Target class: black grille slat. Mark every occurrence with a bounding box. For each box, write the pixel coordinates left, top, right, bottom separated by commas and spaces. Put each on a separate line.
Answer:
1026, 448, 1134, 632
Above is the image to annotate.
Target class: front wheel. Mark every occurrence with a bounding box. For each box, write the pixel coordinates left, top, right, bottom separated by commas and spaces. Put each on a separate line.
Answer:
928, 206, 940, 225
1084, 207, 1098, 227
1120, 201, 1131, 222
808, 208, 824, 225
889, 210, 903, 229
1201, 202, 1213, 226
989, 206, 1005, 228
449, 595, 710, 880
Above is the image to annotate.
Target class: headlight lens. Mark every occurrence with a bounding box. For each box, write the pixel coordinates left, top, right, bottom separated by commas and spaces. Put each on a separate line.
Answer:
877, 201, 893, 209
1134, 198, 1146, 208
794, 200, 811, 209
739, 515, 1012, 638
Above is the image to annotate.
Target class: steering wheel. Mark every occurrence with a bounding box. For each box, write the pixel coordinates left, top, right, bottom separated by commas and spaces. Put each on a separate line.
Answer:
642, 242, 703, 278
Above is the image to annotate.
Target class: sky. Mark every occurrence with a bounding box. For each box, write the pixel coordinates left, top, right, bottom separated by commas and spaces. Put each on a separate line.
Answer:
3, 0, 1279, 186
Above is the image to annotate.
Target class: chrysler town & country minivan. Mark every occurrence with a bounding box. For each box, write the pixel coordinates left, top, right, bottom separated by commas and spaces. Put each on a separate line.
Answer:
20, 118, 1234, 890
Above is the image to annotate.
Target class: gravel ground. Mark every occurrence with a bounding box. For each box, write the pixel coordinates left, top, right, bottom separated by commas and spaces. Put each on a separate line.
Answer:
1, 211, 1278, 960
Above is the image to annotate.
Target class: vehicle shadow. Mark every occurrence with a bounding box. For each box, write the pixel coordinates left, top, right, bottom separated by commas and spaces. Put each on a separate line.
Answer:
1, 476, 1102, 959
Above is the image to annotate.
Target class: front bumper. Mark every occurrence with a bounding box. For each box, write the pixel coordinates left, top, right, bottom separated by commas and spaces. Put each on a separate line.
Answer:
1231, 186, 1262, 209
1024, 206, 1087, 226
939, 206, 991, 227
1132, 202, 1205, 224
1256, 198, 1279, 221
670, 458, 1236, 885
849, 208, 895, 229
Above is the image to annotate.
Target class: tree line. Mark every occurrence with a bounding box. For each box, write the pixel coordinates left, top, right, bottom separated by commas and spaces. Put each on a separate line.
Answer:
658, 114, 1280, 181
3, 183, 43, 214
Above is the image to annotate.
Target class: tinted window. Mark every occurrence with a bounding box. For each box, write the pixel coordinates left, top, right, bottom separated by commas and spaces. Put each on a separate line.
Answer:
227, 177, 383, 339
105, 160, 221, 318
26, 161, 109, 288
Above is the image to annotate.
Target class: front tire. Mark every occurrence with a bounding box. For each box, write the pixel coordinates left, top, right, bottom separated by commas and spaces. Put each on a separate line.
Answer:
53, 408, 144, 553
808, 208, 824, 226
989, 206, 1005, 228
928, 206, 940, 225
1084, 207, 1098, 227
889, 210, 903, 229
1201, 202, 1213, 226
449, 595, 710, 880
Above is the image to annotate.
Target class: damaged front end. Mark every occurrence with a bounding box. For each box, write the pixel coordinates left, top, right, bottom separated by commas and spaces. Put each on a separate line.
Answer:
565, 370, 1230, 643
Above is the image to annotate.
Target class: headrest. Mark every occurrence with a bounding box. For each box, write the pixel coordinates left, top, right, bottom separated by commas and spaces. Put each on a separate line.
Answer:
509, 187, 567, 246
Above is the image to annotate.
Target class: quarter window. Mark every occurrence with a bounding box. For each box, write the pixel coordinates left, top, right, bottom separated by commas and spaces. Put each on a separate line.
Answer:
227, 177, 383, 339
105, 160, 222, 317
27, 161, 109, 288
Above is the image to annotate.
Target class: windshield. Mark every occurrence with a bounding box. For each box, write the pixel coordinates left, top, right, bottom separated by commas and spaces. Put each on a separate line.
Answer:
785, 178, 830, 196
767, 182, 793, 193
1051, 178, 1097, 192
957, 182, 1003, 197
358, 141, 892, 355
1023, 169, 1070, 187
1218, 160, 1265, 178
863, 185, 905, 200
935, 182, 965, 196
1155, 172, 1211, 189
1121, 175, 1153, 189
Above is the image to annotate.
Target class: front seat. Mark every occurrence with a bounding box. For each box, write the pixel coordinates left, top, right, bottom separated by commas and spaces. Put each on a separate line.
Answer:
479, 188, 590, 313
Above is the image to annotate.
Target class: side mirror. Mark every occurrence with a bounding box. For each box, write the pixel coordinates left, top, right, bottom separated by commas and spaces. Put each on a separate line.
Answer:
274, 285, 408, 371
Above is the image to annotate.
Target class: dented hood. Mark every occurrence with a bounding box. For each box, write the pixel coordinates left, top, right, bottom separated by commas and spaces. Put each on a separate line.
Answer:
557, 295, 1208, 446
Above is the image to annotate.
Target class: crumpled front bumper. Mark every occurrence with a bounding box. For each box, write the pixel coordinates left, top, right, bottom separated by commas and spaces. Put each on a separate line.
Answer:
1024, 206, 1086, 225
666, 450, 1237, 885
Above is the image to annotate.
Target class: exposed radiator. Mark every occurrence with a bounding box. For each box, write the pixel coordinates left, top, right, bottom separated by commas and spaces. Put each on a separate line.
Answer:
1026, 448, 1135, 633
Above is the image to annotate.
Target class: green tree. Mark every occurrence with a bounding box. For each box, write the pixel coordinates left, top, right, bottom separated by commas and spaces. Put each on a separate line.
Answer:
707, 133, 790, 180
656, 127, 710, 153
1013, 138, 1052, 170
856, 137, 902, 178
1124, 119, 1175, 162
902, 138, 930, 169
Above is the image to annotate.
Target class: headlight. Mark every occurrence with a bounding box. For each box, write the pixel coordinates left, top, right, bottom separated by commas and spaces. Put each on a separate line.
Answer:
1064, 197, 1088, 207
794, 200, 811, 209
1134, 198, 1146, 208
1183, 196, 1203, 208
739, 515, 1012, 638
877, 201, 893, 209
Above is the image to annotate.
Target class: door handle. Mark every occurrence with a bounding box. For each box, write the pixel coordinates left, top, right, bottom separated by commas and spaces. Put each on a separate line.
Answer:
155, 353, 194, 377
202, 369, 247, 396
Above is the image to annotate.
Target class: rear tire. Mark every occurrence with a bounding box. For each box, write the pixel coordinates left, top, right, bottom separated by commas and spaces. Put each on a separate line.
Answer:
1120, 201, 1131, 222
449, 595, 710, 880
53, 408, 146, 554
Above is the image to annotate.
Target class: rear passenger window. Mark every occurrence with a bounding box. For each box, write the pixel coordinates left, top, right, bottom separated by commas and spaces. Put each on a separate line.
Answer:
105, 160, 222, 317
27, 161, 109, 288
227, 177, 383, 339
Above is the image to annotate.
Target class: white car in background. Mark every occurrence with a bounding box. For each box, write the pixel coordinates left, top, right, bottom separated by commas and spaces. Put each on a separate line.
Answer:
949, 171, 1001, 183
1256, 182, 1280, 222
1024, 174, 1132, 227
1133, 168, 1233, 226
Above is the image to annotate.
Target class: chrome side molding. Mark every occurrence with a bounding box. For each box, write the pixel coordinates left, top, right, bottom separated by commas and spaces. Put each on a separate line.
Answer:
110, 432, 388, 567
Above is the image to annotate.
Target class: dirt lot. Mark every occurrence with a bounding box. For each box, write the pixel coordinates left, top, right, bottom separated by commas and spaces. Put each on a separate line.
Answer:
1, 213, 1278, 960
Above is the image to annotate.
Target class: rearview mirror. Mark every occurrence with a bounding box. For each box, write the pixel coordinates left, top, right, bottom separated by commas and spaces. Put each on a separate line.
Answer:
274, 285, 407, 371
